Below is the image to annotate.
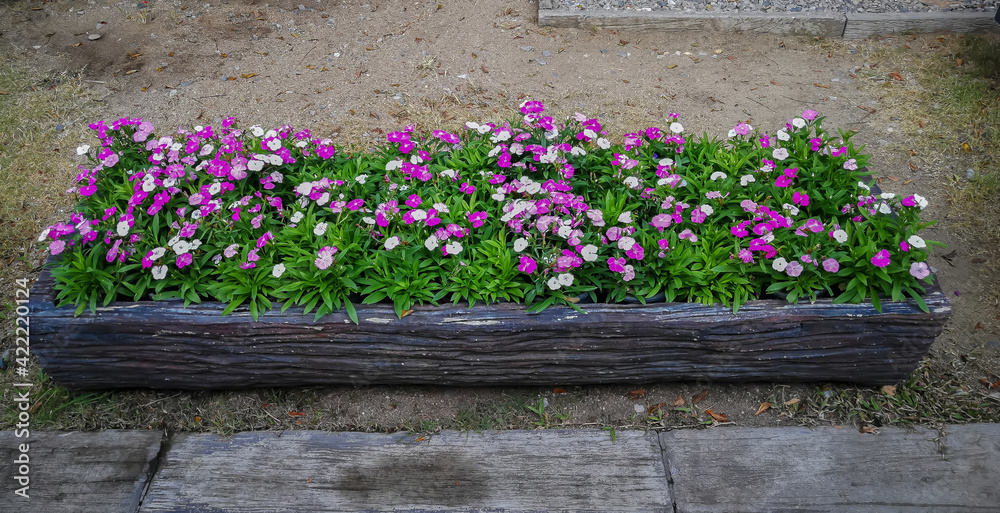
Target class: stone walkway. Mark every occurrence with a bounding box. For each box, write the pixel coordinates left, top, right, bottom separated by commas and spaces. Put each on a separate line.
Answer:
2, 424, 998, 512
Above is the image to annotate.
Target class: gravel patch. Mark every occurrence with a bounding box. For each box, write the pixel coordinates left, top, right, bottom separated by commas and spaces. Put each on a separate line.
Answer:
551, 0, 999, 14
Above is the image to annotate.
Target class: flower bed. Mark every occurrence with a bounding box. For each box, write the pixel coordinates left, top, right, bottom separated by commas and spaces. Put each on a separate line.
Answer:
28, 102, 952, 389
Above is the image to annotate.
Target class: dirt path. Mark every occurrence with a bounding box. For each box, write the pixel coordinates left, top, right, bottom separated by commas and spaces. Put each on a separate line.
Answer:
2, 0, 997, 431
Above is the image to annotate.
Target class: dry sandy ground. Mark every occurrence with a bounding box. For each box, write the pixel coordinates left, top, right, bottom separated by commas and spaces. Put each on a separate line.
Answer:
2, 0, 997, 430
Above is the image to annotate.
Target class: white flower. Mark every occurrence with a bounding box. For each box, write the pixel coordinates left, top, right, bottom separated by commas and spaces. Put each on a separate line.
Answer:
546, 276, 561, 290
597, 137, 611, 149
772, 257, 789, 272
264, 129, 277, 139
250, 126, 264, 137
355, 174, 368, 184
270, 171, 283, 183
776, 129, 790, 141
783, 203, 800, 216
544, 129, 559, 140
618, 211, 634, 224
317, 192, 330, 206
314, 222, 328, 236
623, 176, 640, 189
669, 122, 684, 134
411, 209, 427, 221
76, 144, 91, 156
491, 131, 511, 142
272, 263, 286, 278
433, 202, 450, 213
728, 129, 737, 138
710, 171, 727, 181
152, 265, 168, 280
150, 247, 166, 259
445, 241, 463, 255
878, 202, 892, 215
384, 236, 400, 250
440, 169, 457, 179
740, 174, 756, 186
700, 204, 714, 215
913, 194, 928, 209
513, 238, 529, 252
295, 140, 308, 148
116, 221, 130, 237
168, 235, 181, 247
833, 230, 848, 243
525, 182, 541, 195
491, 192, 506, 202
880, 192, 896, 200
362, 217, 376, 225
570, 146, 587, 156
557, 273, 574, 287
465, 121, 480, 130
209, 182, 222, 196
488, 145, 502, 157
583, 129, 597, 140
617, 236, 636, 251
247, 159, 264, 172
772, 148, 789, 161
291, 211, 304, 223
557, 225, 572, 238
172, 240, 191, 255
163, 177, 176, 188
385, 159, 402, 171
659, 158, 674, 167
907, 235, 926, 248
142, 179, 156, 192
424, 235, 440, 251
190, 210, 202, 221
477, 124, 491, 134
858, 181, 871, 191
190, 239, 202, 250
792, 117, 806, 129
581, 244, 599, 262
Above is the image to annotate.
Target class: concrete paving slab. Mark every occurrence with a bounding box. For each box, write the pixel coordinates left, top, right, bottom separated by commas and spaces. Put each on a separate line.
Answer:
0, 430, 163, 513
138, 429, 671, 513
660, 425, 1000, 513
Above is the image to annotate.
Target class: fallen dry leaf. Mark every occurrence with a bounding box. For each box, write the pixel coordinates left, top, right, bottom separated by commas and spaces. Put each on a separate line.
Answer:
813, 83, 830, 88
754, 402, 772, 415
648, 403, 666, 415
194, 416, 201, 423
705, 409, 728, 422
770, 80, 783, 86
672, 395, 686, 407
242, 73, 257, 79
692, 390, 710, 404
956, 57, 963, 66
400, 309, 414, 318
881, 385, 897, 396
962, 142, 971, 153
629, 388, 646, 400
306, 477, 312, 483
860, 422, 877, 434
552, 387, 568, 394
784, 398, 800, 406
888, 72, 904, 81
288, 411, 305, 417
909, 162, 918, 171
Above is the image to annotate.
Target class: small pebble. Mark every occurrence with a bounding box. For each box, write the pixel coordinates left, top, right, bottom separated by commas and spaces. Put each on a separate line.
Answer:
542, 50, 552, 57
55, 124, 65, 131
536, 59, 546, 66
520, 45, 533, 52
966, 168, 976, 179
88, 34, 101, 40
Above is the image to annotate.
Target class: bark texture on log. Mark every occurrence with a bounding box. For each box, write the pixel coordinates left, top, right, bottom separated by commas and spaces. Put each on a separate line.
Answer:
29, 262, 951, 390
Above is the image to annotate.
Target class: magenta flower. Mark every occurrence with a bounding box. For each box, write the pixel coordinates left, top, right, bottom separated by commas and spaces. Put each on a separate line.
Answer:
405, 194, 422, 208
607, 257, 626, 273
899, 241, 910, 252
625, 244, 645, 260
497, 152, 512, 168
871, 249, 891, 268
467, 211, 488, 228
518, 255, 537, 274
738, 248, 754, 263
460, 182, 475, 195
793, 191, 810, 206
775, 175, 793, 188
822, 258, 840, 273
909, 261, 930, 279
901, 195, 916, 207
347, 199, 364, 211
176, 253, 193, 269
810, 138, 822, 151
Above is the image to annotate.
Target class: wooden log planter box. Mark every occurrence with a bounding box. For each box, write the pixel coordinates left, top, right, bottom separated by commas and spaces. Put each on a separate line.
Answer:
29, 262, 951, 390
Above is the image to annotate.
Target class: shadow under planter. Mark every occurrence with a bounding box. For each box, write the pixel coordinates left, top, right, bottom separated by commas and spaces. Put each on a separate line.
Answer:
29, 264, 952, 390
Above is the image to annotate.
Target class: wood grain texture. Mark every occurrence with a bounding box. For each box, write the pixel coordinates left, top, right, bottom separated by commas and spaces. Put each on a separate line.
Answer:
138, 430, 671, 513
28, 261, 951, 390
0, 430, 163, 513
844, 13, 1000, 39
661, 425, 1000, 513
538, 10, 847, 37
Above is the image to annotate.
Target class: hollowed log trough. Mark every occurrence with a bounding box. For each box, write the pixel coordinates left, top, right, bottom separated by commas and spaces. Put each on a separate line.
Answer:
29, 264, 952, 390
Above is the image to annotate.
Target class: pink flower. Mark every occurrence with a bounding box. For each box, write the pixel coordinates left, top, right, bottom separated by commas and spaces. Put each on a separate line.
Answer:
247, 249, 259, 262
518, 255, 537, 274
909, 261, 930, 279
622, 264, 636, 282
679, 229, 698, 242
785, 261, 804, 277
176, 253, 193, 268
844, 159, 858, 171
224, 244, 239, 258
49, 240, 66, 255
734, 122, 751, 136
650, 214, 672, 232
738, 249, 754, 263
607, 257, 626, 273
871, 249, 891, 268
314, 246, 338, 270
802, 109, 818, 120
823, 258, 840, 273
